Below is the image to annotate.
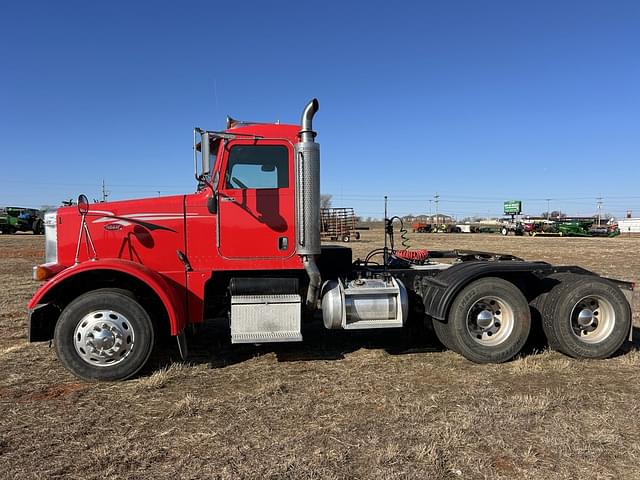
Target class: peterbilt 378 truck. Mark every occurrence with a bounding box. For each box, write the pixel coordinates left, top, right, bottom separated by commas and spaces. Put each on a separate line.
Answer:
28, 99, 634, 381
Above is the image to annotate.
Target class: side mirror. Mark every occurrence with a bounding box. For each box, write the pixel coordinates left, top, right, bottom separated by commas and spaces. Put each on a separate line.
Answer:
201, 132, 210, 176
77, 194, 89, 215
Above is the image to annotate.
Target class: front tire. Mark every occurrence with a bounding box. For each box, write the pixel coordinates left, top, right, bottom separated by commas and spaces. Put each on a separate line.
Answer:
54, 289, 155, 381
447, 277, 531, 363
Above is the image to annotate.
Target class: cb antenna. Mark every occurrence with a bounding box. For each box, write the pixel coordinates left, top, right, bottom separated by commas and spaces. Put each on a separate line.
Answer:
383, 195, 388, 272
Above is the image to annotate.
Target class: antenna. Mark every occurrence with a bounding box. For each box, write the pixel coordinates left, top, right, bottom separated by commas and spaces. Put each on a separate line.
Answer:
101, 179, 110, 202
383, 196, 388, 270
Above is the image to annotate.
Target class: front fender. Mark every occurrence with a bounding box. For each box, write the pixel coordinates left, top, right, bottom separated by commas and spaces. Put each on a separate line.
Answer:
28, 259, 186, 335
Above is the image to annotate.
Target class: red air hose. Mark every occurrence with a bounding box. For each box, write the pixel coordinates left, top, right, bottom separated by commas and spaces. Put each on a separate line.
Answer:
393, 249, 429, 262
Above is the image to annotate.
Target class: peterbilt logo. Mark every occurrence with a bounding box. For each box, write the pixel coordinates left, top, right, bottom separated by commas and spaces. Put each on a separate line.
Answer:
104, 223, 123, 231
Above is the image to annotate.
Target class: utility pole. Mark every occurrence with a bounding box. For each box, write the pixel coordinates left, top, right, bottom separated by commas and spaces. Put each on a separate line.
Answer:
434, 193, 440, 227
428, 200, 433, 219
101, 179, 109, 202
596, 197, 603, 227
545, 198, 552, 220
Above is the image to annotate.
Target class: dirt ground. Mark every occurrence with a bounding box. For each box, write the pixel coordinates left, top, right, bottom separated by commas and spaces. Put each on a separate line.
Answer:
1, 229, 639, 479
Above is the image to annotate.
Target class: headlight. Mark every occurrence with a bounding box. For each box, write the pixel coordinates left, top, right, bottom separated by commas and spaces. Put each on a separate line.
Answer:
44, 210, 57, 264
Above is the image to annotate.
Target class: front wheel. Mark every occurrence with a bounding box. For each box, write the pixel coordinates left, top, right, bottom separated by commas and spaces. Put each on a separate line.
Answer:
447, 277, 531, 363
54, 289, 155, 381
501, 227, 508, 236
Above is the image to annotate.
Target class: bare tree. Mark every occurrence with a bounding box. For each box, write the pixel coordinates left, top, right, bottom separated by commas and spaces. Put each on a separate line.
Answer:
541, 210, 566, 219
320, 194, 332, 209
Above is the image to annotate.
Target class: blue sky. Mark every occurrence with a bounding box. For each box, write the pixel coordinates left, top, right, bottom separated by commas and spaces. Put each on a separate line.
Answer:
1, 1, 639, 219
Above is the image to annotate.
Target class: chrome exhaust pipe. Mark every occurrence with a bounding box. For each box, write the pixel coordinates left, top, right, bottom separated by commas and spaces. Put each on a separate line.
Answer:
300, 98, 319, 143
295, 99, 321, 309
303, 256, 321, 310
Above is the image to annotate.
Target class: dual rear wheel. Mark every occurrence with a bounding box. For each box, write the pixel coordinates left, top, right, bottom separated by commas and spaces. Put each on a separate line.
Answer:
537, 274, 631, 359
434, 274, 631, 363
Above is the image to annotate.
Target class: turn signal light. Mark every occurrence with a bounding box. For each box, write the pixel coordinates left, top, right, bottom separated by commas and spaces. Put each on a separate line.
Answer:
32, 263, 64, 281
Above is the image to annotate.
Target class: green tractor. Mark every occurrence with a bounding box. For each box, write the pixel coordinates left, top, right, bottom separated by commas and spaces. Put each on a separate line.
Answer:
0, 207, 44, 234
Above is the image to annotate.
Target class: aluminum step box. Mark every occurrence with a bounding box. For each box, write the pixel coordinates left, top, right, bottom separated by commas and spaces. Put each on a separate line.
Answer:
230, 294, 302, 344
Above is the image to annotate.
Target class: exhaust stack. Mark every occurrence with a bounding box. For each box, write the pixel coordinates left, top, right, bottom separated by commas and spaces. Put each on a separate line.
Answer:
295, 99, 321, 309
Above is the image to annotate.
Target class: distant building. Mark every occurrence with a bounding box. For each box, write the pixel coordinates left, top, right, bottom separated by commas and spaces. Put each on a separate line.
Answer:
618, 218, 640, 233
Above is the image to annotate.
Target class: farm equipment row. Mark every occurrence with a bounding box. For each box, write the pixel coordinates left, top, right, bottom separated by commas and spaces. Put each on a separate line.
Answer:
411, 218, 621, 237
517, 219, 620, 237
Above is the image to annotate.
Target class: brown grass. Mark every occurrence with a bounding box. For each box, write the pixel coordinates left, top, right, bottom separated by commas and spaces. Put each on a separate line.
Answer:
0, 230, 638, 479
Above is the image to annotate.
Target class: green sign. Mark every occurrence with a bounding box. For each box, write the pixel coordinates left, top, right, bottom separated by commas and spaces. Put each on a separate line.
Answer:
504, 200, 522, 215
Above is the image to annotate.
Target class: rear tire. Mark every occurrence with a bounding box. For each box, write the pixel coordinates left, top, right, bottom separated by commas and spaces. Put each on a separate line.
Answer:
531, 273, 574, 351
544, 275, 630, 359
432, 317, 459, 353
447, 277, 531, 363
54, 289, 155, 381
33, 219, 44, 234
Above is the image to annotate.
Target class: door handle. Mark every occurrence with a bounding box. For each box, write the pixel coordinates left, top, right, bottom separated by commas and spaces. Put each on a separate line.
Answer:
220, 196, 236, 203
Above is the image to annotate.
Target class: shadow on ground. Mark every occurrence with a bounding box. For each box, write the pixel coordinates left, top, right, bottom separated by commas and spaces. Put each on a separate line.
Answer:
143, 315, 640, 376
144, 315, 443, 374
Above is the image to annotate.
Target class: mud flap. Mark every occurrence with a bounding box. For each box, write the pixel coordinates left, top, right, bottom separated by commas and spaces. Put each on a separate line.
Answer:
619, 288, 634, 342
28, 303, 60, 342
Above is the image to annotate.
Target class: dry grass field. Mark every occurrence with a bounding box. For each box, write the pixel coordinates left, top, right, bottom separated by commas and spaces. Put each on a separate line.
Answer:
1, 229, 639, 479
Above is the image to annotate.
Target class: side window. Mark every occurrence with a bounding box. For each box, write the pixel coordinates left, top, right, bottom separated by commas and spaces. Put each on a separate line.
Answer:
225, 145, 289, 189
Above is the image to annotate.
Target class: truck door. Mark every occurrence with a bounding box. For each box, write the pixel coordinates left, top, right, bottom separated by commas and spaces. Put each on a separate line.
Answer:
217, 139, 295, 259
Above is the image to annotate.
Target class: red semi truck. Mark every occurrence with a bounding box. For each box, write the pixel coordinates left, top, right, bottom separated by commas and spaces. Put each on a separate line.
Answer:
28, 99, 634, 381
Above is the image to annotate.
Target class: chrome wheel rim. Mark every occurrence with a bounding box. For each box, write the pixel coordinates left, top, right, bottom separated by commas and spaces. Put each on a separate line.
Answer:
74, 310, 135, 366
570, 295, 615, 344
466, 296, 514, 346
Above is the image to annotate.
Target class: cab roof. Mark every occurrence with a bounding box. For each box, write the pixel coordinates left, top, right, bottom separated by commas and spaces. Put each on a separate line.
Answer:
225, 123, 300, 143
